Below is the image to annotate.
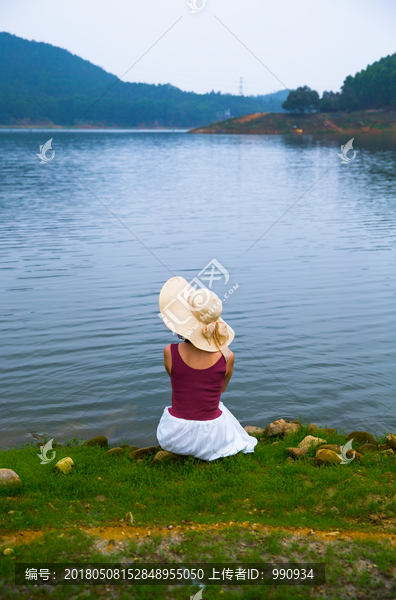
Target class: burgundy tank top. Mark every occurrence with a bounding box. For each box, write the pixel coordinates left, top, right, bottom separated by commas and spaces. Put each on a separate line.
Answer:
168, 343, 226, 421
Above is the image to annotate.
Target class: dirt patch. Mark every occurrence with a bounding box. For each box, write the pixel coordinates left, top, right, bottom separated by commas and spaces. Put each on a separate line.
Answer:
2, 522, 396, 550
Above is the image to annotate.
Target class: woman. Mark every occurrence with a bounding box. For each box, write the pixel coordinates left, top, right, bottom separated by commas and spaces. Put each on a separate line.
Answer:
157, 276, 257, 461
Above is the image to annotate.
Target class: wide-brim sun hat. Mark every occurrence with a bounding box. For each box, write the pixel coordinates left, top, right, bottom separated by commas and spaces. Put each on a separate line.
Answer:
159, 276, 234, 361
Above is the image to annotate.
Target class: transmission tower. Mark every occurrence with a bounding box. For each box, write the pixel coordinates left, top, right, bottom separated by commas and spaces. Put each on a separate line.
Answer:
239, 77, 243, 96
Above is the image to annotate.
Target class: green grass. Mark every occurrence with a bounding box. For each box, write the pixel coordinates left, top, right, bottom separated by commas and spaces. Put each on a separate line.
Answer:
1, 423, 396, 599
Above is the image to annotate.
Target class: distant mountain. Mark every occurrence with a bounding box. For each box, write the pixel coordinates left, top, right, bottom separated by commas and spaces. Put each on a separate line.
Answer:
0, 32, 288, 128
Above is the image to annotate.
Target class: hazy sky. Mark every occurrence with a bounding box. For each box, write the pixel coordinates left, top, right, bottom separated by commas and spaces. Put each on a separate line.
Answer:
1, 0, 395, 97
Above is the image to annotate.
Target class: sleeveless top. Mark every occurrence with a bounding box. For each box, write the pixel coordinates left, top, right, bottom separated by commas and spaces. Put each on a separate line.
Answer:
168, 343, 226, 421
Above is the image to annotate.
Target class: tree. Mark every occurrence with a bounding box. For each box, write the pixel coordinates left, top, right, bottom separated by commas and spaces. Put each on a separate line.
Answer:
282, 86, 320, 114
339, 83, 360, 112
318, 90, 340, 112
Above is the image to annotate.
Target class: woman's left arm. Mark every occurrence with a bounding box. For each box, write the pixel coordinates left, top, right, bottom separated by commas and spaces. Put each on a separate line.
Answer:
221, 351, 234, 393
164, 345, 172, 376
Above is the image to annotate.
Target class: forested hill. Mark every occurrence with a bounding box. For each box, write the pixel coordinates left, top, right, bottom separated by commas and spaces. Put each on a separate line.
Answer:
342, 52, 396, 109
0, 32, 287, 128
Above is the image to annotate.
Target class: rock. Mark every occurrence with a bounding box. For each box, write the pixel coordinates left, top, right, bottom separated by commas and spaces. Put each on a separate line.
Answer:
105, 447, 125, 457
378, 444, 387, 451
0, 469, 21, 486
283, 423, 301, 437
346, 432, 377, 447
120, 444, 139, 451
128, 446, 157, 460
54, 457, 74, 474
125, 512, 134, 525
244, 426, 264, 439
314, 449, 342, 466
357, 444, 378, 455
298, 435, 327, 450
346, 449, 363, 461
286, 448, 308, 459
318, 444, 341, 453
292, 419, 301, 424
330, 506, 340, 513
152, 450, 182, 464
286, 457, 295, 464
84, 436, 108, 448
3, 548, 14, 556
264, 419, 287, 437
308, 423, 319, 433
381, 448, 394, 456
385, 434, 396, 450
319, 428, 337, 436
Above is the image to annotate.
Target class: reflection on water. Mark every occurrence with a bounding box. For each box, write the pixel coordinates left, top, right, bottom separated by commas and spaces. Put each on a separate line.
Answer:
0, 130, 395, 448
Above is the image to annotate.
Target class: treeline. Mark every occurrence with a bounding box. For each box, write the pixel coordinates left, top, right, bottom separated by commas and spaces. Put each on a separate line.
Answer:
0, 32, 287, 128
282, 52, 396, 113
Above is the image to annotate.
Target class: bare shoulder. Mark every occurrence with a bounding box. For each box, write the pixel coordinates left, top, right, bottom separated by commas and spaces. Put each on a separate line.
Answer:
226, 350, 235, 370
164, 344, 172, 356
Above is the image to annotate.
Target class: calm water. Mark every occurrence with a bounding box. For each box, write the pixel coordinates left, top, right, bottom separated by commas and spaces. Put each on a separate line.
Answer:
1, 130, 395, 449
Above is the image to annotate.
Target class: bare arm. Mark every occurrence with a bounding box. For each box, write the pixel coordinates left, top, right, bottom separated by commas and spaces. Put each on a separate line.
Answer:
221, 351, 234, 393
164, 344, 172, 376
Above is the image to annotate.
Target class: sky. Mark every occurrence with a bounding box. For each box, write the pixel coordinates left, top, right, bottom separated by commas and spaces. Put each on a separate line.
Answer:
1, 0, 395, 97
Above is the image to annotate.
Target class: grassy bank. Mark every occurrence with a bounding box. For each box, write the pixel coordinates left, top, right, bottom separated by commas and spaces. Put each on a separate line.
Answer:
1, 423, 396, 599
189, 110, 396, 135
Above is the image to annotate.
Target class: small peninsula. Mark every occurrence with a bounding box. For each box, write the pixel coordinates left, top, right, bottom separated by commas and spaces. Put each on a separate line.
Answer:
189, 109, 396, 135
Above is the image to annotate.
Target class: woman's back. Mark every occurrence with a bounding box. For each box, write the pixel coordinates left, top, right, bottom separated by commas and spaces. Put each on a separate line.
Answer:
168, 343, 226, 421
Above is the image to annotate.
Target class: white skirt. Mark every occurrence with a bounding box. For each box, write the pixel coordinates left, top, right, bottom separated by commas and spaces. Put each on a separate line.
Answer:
156, 401, 258, 461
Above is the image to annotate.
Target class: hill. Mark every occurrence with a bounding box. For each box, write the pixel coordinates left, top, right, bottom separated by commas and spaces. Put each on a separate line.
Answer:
0, 32, 288, 129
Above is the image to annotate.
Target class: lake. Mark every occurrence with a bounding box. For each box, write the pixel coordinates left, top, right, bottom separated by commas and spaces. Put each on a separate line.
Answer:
1, 129, 395, 449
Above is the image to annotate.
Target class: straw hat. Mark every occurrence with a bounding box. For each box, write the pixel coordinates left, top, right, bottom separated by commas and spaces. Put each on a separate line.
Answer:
159, 276, 234, 361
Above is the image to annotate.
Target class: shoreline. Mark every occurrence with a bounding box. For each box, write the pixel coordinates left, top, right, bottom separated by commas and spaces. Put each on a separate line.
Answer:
189, 109, 396, 135
1, 420, 395, 598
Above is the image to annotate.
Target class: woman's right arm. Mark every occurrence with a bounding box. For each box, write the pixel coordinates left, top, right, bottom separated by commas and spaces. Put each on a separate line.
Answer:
221, 351, 234, 392
164, 344, 172, 376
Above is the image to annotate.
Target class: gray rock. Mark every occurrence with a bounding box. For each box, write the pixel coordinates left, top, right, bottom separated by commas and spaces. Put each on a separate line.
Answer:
0, 469, 21, 486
